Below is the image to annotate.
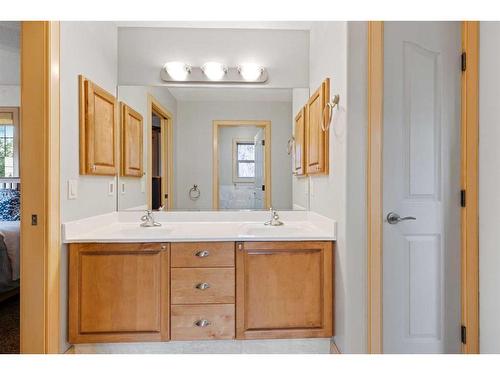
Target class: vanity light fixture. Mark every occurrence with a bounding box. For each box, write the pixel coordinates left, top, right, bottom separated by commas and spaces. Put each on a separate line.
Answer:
160, 62, 268, 84
238, 63, 264, 81
164, 61, 192, 81
201, 62, 228, 81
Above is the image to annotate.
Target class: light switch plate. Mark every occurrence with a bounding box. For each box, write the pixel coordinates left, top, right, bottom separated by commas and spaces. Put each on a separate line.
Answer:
68, 179, 78, 200
121, 182, 126, 194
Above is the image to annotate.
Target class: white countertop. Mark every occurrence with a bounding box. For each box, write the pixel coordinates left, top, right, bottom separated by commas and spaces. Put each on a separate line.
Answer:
62, 210, 336, 243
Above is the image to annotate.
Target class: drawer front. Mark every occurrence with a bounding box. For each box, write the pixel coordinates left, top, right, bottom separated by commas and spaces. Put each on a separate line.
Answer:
171, 242, 235, 267
171, 268, 235, 304
171, 304, 235, 340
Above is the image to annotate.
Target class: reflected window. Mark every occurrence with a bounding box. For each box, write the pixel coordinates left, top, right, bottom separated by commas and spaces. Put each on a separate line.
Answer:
0, 110, 18, 178
234, 140, 255, 181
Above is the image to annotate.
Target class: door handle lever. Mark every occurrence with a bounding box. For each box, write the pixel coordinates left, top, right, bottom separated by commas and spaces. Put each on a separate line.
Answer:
386, 212, 416, 225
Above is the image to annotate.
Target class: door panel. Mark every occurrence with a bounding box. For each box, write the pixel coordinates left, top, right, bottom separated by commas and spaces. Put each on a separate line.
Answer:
236, 241, 333, 339
383, 22, 461, 353
69, 243, 170, 343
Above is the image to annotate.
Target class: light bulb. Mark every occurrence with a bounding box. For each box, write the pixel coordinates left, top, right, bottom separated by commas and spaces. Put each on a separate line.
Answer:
202, 62, 227, 80
164, 61, 191, 81
238, 63, 263, 81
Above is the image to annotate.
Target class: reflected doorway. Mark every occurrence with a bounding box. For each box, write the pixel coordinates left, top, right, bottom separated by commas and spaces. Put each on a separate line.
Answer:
212, 120, 271, 210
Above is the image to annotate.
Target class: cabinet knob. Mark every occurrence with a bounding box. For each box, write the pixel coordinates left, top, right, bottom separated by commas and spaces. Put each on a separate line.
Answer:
194, 319, 211, 328
195, 282, 210, 290
195, 250, 210, 257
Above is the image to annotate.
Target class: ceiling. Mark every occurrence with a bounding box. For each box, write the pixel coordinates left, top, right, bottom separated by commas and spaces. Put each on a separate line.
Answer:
115, 21, 313, 30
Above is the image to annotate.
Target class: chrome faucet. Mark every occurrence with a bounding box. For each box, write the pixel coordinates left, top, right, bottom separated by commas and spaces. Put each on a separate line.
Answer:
264, 208, 284, 226
140, 210, 161, 227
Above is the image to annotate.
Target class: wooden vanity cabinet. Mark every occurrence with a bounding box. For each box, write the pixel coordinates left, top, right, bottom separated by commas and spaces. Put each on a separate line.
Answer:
68, 242, 170, 343
236, 241, 333, 339
68, 240, 333, 344
79, 75, 118, 175
293, 106, 306, 176
305, 78, 330, 175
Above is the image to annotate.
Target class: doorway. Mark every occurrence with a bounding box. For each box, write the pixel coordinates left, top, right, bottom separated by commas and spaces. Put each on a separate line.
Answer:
212, 120, 271, 210
147, 95, 173, 210
367, 21, 479, 354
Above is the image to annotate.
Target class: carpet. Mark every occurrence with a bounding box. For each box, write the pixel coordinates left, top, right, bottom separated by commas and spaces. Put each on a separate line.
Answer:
0, 294, 19, 354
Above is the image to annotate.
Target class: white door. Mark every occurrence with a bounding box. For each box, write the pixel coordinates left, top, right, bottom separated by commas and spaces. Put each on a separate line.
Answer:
383, 22, 461, 353
253, 129, 265, 209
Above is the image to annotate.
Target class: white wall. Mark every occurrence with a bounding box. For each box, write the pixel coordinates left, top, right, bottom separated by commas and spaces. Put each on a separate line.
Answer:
117, 86, 178, 210
175, 100, 293, 210
479, 21, 500, 353
0, 23, 19, 107
291, 88, 310, 210
59, 21, 118, 352
307, 21, 368, 353
118, 27, 309, 88
60, 22, 119, 222
0, 23, 19, 85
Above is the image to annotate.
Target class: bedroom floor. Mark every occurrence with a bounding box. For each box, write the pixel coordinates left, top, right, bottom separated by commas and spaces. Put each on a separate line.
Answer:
0, 294, 19, 354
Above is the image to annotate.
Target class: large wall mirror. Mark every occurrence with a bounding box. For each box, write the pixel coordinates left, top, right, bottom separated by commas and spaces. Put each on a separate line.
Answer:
117, 86, 309, 211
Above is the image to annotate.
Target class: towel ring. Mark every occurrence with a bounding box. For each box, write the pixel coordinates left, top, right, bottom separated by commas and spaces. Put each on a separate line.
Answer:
322, 94, 340, 132
189, 184, 201, 200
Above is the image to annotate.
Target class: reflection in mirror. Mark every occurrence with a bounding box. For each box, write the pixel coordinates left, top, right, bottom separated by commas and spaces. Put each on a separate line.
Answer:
214, 122, 270, 210
117, 86, 308, 211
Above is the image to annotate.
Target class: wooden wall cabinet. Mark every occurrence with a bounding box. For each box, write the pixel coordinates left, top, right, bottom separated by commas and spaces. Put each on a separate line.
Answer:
236, 241, 333, 339
305, 78, 330, 175
69, 243, 170, 343
120, 102, 144, 177
79, 75, 118, 175
293, 106, 306, 176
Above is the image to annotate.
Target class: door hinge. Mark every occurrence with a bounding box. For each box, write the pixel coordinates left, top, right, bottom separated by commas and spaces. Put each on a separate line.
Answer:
262, 185, 265, 191
165, 193, 168, 199
460, 189, 466, 208
461, 325, 467, 344
461, 52, 467, 72
261, 139, 265, 146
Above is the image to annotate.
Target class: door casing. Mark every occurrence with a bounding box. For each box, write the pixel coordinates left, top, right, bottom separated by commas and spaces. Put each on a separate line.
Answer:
147, 94, 173, 210
366, 21, 480, 354
20, 21, 61, 354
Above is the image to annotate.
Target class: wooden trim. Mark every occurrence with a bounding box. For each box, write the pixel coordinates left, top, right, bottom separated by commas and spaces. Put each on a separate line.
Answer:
366, 21, 480, 354
367, 21, 384, 354
461, 21, 479, 354
20, 21, 61, 353
147, 94, 173, 210
212, 120, 271, 209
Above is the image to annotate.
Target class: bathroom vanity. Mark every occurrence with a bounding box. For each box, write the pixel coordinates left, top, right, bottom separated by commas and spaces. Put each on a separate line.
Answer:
64, 211, 336, 344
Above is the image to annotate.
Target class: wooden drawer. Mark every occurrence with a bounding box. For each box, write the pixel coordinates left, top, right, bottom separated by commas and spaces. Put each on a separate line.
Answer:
171, 268, 235, 304
171, 304, 235, 340
171, 242, 234, 268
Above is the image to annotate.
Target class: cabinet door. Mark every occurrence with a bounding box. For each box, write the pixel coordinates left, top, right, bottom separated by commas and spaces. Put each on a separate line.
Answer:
79, 75, 118, 175
121, 102, 144, 177
293, 106, 306, 176
306, 78, 330, 175
69, 243, 169, 343
236, 241, 333, 339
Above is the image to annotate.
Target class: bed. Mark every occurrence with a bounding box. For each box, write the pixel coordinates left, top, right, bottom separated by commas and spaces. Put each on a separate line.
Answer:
0, 186, 20, 301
